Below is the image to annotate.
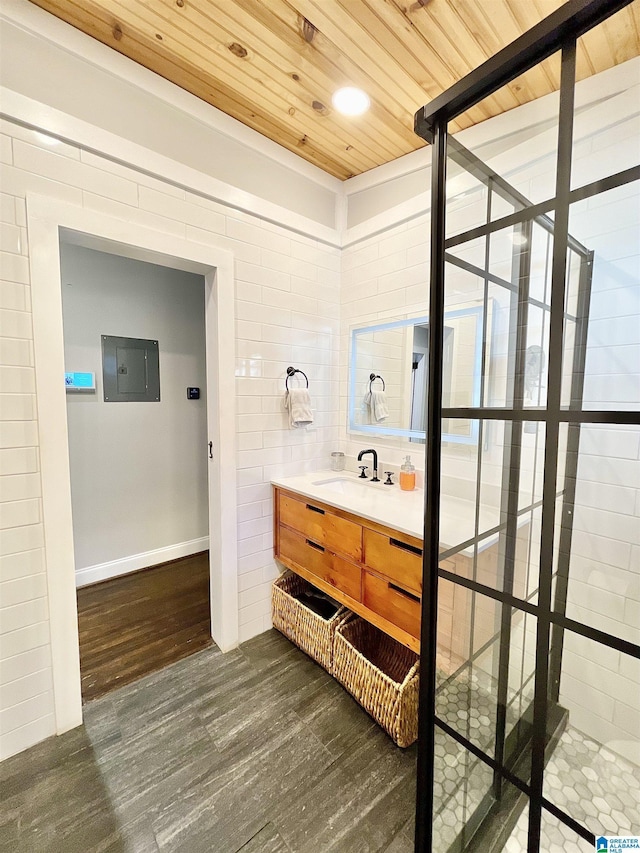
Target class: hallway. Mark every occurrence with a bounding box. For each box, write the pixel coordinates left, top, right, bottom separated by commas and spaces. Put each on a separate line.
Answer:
76, 554, 212, 702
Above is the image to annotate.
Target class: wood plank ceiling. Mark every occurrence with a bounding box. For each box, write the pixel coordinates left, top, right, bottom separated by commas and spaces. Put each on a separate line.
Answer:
29, 0, 640, 180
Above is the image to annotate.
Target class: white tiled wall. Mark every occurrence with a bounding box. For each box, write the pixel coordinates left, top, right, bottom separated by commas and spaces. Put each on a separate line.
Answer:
554, 94, 639, 762
0, 118, 340, 759
340, 215, 431, 475
339, 95, 640, 763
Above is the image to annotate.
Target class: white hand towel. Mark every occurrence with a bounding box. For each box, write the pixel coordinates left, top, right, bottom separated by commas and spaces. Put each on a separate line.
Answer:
367, 388, 389, 422
284, 388, 313, 428
363, 390, 373, 423
360, 391, 370, 423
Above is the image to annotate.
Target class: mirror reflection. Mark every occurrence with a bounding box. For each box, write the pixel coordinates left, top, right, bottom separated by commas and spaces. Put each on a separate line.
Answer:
349, 303, 485, 444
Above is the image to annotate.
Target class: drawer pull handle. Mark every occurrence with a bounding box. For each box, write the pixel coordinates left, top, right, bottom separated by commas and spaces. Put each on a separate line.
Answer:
306, 539, 325, 552
389, 582, 421, 603
306, 504, 325, 515
390, 537, 423, 557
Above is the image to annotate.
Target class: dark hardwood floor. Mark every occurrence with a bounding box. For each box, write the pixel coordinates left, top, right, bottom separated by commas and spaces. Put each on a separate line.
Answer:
76, 552, 213, 702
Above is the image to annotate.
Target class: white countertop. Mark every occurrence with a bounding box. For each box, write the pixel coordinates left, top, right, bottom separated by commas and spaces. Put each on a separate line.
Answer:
272, 470, 506, 557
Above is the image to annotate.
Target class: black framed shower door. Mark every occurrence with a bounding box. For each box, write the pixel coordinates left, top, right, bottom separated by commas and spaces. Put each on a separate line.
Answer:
413, 1, 640, 851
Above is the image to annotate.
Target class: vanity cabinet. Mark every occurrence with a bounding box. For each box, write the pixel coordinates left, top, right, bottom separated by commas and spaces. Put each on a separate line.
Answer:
362, 571, 421, 639
363, 529, 422, 595
277, 525, 362, 602
278, 492, 362, 562
274, 487, 423, 653
274, 482, 526, 673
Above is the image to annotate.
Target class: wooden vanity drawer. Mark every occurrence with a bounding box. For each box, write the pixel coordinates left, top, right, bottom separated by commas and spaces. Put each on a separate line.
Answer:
363, 529, 423, 594
279, 492, 362, 562
363, 571, 421, 639
279, 525, 362, 601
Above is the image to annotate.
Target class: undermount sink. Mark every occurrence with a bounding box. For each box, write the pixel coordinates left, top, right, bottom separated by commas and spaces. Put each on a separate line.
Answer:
311, 476, 389, 496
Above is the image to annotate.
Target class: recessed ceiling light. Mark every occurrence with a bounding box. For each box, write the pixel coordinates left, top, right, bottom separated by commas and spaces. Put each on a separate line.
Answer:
511, 232, 528, 247
332, 87, 370, 116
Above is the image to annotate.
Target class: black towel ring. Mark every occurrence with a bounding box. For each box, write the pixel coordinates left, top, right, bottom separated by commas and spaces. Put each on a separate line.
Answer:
286, 366, 309, 390
369, 373, 386, 391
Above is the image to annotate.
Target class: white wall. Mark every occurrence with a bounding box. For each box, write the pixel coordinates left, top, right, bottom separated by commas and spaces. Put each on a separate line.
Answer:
339, 62, 640, 764
561, 168, 640, 759
60, 244, 208, 584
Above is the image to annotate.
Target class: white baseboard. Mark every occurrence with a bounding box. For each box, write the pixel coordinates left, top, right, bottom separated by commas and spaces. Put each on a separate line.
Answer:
75, 537, 210, 588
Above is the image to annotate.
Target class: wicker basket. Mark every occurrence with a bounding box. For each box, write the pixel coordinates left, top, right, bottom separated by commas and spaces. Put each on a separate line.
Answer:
271, 572, 348, 674
333, 615, 420, 748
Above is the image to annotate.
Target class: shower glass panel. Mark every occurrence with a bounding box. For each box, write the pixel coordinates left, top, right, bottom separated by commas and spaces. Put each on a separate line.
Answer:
414, 4, 639, 851
565, 183, 640, 411
571, 20, 640, 193
432, 734, 495, 851
436, 581, 503, 758
545, 631, 640, 836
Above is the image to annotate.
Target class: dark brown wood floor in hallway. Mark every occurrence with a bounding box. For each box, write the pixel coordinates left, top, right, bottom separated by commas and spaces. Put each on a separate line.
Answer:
76, 552, 213, 702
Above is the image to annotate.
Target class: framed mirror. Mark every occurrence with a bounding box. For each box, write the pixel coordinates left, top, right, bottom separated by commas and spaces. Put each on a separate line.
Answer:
348, 303, 485, 444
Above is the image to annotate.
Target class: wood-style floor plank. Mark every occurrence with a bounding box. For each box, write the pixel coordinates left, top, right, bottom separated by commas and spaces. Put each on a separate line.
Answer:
0, 631, 417, 853
76, 552, 212, 702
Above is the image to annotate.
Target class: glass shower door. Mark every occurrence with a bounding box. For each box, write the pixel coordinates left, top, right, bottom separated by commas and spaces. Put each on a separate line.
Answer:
414, 7, 640, 849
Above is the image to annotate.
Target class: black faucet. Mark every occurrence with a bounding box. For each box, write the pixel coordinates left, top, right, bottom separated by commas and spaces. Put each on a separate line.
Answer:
357, 449, 379, 482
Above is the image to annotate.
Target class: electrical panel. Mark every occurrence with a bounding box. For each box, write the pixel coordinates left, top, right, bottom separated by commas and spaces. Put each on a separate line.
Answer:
101, 335, 160, 402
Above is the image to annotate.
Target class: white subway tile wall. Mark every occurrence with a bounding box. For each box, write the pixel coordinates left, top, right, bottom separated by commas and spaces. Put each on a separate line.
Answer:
339, 108, 640, 764
340, 215, 431, 475
0, 119, 340, 759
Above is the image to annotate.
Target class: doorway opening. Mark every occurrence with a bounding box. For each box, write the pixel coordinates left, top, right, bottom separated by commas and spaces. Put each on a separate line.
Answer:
76, 553, 212, 701
27, 196, 238, 735
59, 242, 214, 700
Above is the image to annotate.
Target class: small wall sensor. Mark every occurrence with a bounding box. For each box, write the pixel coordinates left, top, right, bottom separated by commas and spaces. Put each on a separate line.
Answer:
187, 387, 200, 400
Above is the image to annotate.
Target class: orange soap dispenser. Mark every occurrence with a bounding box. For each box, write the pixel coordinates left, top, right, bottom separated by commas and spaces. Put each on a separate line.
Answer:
399, 455, 416, 491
